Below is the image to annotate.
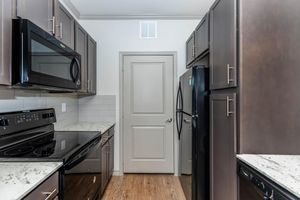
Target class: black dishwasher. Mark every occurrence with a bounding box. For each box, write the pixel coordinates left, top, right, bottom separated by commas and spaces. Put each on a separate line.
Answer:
238, 161, 299, 200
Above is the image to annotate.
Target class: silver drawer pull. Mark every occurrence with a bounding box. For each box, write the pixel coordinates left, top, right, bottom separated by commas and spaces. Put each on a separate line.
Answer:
226, 96, 234, 117
227, 64, 235, 85
42, 188, 57, 200
93, 176, 97, 183
50, 16, 55, 34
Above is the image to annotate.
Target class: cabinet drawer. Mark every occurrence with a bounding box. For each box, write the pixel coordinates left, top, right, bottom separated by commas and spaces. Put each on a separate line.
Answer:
24, 172, 59, 200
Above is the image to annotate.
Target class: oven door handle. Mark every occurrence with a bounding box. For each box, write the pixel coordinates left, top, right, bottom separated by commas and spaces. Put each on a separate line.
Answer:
64, 136, 101, 170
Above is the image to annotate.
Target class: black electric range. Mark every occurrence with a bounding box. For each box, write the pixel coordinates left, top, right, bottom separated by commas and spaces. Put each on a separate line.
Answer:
0, 108, 102, 200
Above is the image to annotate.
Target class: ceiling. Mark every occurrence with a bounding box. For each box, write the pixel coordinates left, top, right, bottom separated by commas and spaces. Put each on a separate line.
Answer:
64, 0, 215, 19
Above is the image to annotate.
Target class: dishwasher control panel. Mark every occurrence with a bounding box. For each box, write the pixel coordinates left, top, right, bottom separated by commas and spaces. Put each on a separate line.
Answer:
238, 161, 299, 200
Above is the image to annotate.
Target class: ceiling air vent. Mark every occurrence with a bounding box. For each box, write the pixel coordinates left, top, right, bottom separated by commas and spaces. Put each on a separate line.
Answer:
139, 21, 157, 39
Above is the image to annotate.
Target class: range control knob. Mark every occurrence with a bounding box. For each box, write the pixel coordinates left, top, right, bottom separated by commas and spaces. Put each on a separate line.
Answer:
0, 119, 9, 126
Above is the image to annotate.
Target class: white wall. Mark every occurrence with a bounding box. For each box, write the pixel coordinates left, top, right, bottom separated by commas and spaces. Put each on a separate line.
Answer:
79, 19, 199, 174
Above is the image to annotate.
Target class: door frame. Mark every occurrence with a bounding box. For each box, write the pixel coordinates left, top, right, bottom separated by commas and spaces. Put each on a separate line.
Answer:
119, 51, 178, 175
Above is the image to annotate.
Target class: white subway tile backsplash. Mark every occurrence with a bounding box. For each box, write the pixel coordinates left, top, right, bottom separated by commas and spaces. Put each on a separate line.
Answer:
79, 95, 116, 123
0, 87, 116, 127
0, 100, 24, 112
0, 88, 79, 127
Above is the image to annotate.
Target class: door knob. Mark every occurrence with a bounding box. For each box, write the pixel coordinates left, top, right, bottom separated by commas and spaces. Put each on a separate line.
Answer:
166, 118, 173, 123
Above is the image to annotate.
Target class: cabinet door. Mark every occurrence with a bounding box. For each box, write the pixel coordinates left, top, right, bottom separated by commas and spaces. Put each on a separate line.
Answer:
109, 136, 114, 178
210, 93, 237, 200
186, 32, 195, 67
210, 0, 237, 89
195, 14, 209, 58
54, 0, 74, 49
0, 0, 13, 85
75, 22, 88, 93
101, 142, 108, 194
16, 0, 53, 34
87, 35, 97, 95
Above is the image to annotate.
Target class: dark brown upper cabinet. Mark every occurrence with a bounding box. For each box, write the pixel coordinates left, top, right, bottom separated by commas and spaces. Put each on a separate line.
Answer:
16, 0, 54, 35
186, 32, 195, 67
87, 35, 97, 95
195, 13, 209, 59
75, 22, 88, 93
54, 0, 75, 49
0, 0, 14, 85
210, 92, 237, 200
209, 0, 237, 90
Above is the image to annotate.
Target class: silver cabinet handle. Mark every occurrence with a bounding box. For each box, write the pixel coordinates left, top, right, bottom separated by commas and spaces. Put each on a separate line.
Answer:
227, 64, 235, 85
50, 16, 55, 34
56, 22, 63, 39
93, 176, 96, 183
166, 118, 173, 123
226, 96, 234, 117
60, 22, 63, 39
183, 118, 191, 124
42, 188, 57, 200
192, 45, 195, 58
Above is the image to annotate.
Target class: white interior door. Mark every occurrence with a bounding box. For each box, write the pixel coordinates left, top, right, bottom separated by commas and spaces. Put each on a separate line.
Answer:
123, 54, 174, 173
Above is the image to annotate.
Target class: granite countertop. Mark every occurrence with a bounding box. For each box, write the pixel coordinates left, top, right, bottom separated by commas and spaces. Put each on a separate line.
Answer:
0, 162, 62, 200
55, 121, 115, 134
237, 154, 300, 198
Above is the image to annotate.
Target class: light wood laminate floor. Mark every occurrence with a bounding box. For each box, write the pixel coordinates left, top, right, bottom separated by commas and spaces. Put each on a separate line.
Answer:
101, 174, 186, 200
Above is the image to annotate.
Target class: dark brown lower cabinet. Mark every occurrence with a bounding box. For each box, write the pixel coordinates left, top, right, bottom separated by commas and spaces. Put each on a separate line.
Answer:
210, 93, 237, 200
101, 127, 114, 195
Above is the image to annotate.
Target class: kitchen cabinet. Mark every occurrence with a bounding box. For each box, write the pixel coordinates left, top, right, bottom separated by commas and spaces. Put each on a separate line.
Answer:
87, 35, 97, 95
108, 135, 114, 178
210, 93, 237, 200
194, 13, 209, 58
0, 0, 14, 85
100, 126, 114, 195
209, 0, 236, 89
186, 32, 195, 67
54, 0, 75, 49
24, 172, 59, 200
16, 0, 54, 34
75, 22, 88, 93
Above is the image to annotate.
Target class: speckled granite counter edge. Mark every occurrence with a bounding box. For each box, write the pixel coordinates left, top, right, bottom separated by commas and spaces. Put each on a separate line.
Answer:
18, 162, 62, 200
237, 155, 300, 198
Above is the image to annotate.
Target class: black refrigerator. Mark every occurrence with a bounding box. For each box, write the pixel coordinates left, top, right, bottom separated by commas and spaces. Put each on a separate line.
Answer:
176, 66, 209, 200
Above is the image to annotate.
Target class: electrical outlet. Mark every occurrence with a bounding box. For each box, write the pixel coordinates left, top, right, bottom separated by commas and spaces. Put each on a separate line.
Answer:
61, 103, 67, 112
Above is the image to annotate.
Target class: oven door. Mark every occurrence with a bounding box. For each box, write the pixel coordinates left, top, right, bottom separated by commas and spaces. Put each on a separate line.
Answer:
12, 19, 81, 90
62, 138, 101, 200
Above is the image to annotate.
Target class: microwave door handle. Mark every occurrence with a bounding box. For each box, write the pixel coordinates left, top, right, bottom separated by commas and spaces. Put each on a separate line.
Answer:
70, 58, 80, 84
70, 59, 76, 81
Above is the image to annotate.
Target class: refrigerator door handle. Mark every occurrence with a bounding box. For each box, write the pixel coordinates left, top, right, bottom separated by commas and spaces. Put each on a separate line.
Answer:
176, 111, 183, 139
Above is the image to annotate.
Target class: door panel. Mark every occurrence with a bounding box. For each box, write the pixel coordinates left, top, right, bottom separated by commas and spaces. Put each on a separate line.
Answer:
123, 55, 174, 173
210, 0, 237, 89
210, 93, 237, 200
17, 0, 53, 34
0, 0, 12, 85
132, 127, 165, 159
132, 63, 164, 113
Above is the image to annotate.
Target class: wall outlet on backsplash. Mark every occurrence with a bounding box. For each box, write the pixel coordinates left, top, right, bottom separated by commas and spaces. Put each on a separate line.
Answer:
61, 103, 67, 113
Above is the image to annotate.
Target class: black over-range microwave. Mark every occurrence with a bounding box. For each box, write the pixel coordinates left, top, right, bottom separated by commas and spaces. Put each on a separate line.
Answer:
12, 19, 81, 91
